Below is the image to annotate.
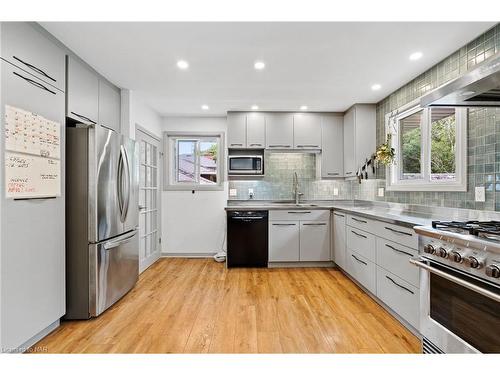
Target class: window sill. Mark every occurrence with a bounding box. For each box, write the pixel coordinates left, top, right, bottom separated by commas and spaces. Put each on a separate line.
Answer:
164, 184, 224, 192
386, 182, 467, 192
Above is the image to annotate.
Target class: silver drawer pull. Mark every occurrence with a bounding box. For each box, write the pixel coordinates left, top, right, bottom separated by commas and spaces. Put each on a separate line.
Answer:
302, 223, 327, 226
334, 213, 345, 217
385, 244, 413, 257
385, 275, 414, 295
345, 172, 353, 175
230, 143, 243, 146
249, 143, 262, 146
351, 230, 367, 239
287, 211, 311, 214
296, 145, 319, 148
327, 172, 340, 176
272, 223, 296, 226
351, 254, 367, 265
352, 217, 367, 224
385, 226, 412, 237
269, 145, 291, 148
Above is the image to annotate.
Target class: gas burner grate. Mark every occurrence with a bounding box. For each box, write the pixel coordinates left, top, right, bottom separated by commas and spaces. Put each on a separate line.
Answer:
432, 220, 500, 239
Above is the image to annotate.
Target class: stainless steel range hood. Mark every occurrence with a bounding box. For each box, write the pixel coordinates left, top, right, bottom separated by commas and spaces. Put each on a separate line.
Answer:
421, 51, 500, 107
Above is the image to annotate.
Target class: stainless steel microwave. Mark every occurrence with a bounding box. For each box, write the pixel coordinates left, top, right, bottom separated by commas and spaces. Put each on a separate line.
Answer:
228, 155, 263, 175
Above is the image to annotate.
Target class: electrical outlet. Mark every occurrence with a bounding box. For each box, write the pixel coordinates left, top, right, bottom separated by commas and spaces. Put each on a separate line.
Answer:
229, 188, 237, 197
475, 186, 485, 202
378, 188, 385, 197
248, 188, 254, 198
333, 188, 339, 196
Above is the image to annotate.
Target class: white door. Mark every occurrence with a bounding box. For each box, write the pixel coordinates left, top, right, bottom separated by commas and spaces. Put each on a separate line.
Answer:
136, 127, 161, 273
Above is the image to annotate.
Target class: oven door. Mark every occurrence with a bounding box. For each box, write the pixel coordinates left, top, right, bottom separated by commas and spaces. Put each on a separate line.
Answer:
413, 258, 500, 353
228, 156, 262, 174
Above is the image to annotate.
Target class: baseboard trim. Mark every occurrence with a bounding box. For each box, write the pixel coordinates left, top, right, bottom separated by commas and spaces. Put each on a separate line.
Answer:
3, 319, 60, 353
140, 252, 161, 274
268, 261, 335, 268
161, 252, 216, 258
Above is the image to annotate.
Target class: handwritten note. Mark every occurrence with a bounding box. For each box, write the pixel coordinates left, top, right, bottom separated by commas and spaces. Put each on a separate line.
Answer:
4, 105, 61, 198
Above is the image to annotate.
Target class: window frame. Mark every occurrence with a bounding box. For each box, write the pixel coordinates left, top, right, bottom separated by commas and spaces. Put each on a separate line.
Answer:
163, 131, 225, 191
386, 99, 467, 192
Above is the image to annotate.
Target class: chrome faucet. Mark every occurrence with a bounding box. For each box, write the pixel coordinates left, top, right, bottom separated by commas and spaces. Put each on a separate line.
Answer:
293, 172, 304, 205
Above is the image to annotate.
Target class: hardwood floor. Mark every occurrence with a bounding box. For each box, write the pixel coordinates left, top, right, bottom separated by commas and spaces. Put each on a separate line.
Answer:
33, 258, 420, 353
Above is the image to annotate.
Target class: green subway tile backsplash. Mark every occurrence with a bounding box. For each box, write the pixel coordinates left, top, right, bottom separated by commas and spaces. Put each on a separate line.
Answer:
229, 24, 500, 212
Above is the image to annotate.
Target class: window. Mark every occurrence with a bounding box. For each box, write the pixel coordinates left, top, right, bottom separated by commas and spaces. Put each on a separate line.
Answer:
386, 101, 467, 191
164, 131, 225, 190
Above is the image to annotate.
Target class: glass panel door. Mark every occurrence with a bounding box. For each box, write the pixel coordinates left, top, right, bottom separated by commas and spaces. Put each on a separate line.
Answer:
136, 128, 161, 273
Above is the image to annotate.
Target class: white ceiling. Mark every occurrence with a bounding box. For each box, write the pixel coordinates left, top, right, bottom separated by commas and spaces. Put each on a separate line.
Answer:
41, 22, 495, 116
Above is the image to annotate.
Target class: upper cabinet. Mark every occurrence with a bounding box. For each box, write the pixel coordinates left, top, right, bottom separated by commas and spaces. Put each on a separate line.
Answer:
98, 79, 121, 132
293, 113, 321, 149
227, 112, 247, 148
343, 104, 376, 177
1, 22, 65, 92
66, 56, 99, 125
246, 113, 266, 149
266, 113, 294, 149
321, 114, 344, 178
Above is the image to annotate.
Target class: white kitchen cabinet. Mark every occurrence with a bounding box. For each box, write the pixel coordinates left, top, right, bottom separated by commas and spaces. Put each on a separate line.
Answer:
227, 112, 247, 148
346, 247, 377, 295
343, 104, 376, 177
293, 113, 322, 149
299, 221, 330, 261
266, 113, 294, 149
98, 79, 121, 132
67, 55, 99, 125
346, 226, 376, 262
246, 113, 266, 148
321, 115, 344, 178
269, 221, 300, 261
332, 211, 347, 269
376, 237, 419, 287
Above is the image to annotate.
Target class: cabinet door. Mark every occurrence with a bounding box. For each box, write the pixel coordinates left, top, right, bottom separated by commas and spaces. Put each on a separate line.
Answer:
353, 104, 376, 172
332, 212, 347, 269
343, 107, 356, 177
227, 112, 247, 148
293, 113, 321, 149
98, 79, 121, 132
246, 113, 266, 148
66, 56, 99, 125
321, 115, 344, 177
299, 221, 330, 261
1, 22, 65, 91
269, 221, 300, 261
266, 113, 293, 149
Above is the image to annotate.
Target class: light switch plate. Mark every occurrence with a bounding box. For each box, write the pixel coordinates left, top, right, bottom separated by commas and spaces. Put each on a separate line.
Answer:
229, 188, 237, 197
378, 188, 385, 197
248, 188, 254, 194
475, 186, 485, 202
333, 188, 339, 196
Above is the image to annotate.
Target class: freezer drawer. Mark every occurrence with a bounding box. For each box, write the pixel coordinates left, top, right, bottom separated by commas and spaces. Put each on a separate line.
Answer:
90, 230, 139, 317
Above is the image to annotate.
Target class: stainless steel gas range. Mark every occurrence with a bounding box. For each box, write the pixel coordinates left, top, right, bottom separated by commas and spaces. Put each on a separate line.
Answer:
412, 221, 500, 354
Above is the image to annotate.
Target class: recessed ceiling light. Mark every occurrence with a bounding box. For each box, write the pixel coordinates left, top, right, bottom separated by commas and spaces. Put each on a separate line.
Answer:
251, 105, 259, 110
177, 60, 189, 70
409, 51, 423, 61
371, 84, 381, 91
254, 61, 266, 70
300, 105, 308, 111
201, 104, 209, 110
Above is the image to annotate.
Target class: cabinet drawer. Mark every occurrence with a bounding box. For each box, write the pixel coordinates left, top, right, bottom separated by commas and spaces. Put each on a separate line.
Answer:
346, 227, 376, 262
346, 214, 376, 233
346, 248, 376, 295
376, 267, 419, 329
376, 238, 419, 287
269, 209, 330, 222
375, 222, 418, 249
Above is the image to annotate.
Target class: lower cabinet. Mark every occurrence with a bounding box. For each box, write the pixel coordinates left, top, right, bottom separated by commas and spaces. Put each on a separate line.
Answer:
332, 212, 346, 268
376, 267, 419, 328
299, 222, 330, 261
269, 222, 300, 262
346, 247, 377, 295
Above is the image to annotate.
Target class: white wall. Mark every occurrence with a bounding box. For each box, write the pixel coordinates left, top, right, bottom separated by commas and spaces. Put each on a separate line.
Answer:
121, 89, 162, 139
161, 116, 228, 256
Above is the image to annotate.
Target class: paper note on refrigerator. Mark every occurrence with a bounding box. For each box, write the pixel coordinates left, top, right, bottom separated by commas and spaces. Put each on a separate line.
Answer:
4, 105, 61, 198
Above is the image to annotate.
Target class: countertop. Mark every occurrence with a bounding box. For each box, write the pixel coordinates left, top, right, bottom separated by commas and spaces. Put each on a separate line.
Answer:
225, 200, 456, 228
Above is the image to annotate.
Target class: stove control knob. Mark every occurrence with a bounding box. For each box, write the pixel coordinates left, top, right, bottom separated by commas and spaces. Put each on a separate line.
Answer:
423, 244, 435, 254
437, 247, 449, 258
465, 256, 483, 269
485, 264, 500, 278
450, 250, 463, 263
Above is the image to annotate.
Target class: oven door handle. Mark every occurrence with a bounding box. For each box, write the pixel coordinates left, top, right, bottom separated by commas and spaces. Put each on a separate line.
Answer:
410, 257, 500, 303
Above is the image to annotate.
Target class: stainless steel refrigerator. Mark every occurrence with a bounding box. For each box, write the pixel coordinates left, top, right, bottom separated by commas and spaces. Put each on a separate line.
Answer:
65, 124, 139, 319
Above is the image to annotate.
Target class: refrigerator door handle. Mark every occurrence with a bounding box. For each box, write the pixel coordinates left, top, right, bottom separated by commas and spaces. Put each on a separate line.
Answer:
103, 230, 137, 250
122, 145, 131, 221
118, 145, 130, 223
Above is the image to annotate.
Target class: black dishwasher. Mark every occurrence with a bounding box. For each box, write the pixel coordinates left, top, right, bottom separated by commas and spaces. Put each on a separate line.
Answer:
227, 211, 268, 268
